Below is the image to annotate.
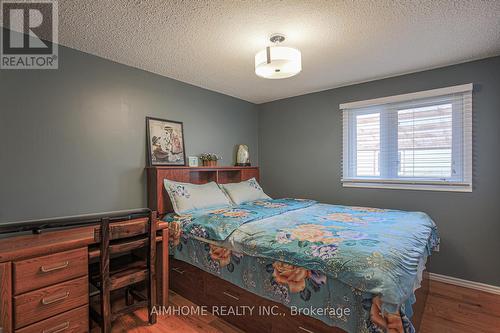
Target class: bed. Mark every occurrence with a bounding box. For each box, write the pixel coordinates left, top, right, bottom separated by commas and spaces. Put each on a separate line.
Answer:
147, 166, 439, 333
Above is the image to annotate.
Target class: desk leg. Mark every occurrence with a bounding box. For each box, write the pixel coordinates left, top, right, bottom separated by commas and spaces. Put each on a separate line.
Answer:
156, 228, 169, 306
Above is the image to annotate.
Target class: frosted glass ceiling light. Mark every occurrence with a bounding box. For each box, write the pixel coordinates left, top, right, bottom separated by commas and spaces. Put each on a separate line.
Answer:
255, 34, 301, 79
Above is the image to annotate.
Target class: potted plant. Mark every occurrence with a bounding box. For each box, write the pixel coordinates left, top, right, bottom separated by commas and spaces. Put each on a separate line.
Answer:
199, 153, 221, 167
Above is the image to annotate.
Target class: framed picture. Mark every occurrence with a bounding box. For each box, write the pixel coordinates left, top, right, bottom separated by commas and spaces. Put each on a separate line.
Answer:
146, 117, 186, 166
188, 156, 199, 167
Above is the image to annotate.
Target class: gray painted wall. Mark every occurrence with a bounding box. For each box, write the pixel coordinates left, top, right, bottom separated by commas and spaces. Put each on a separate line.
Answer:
258, 56, 500, 286
0, 45, 258, 223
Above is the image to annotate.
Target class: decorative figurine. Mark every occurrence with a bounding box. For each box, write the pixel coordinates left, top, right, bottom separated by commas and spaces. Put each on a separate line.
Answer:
236, 144, 250, 166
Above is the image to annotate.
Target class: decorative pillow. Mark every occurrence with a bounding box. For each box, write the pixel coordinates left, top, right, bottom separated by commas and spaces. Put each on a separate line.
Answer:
164, 179, 232, 214
220, 178, 271, 205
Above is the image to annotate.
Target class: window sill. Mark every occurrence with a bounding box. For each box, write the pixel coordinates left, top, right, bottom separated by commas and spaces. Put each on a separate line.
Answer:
342, 181, 472, 192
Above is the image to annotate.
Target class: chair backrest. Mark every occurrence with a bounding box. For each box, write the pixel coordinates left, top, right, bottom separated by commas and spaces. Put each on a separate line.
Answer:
90, 210, 158, 331
99, 210, 157, 258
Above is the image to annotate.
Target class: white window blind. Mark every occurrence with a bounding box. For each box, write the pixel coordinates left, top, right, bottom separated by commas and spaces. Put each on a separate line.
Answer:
341, 84, 472, 192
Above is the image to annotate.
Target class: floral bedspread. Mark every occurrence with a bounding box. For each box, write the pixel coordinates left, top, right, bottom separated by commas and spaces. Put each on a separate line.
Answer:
165, 198, 439, 333
172, 198, 316, 241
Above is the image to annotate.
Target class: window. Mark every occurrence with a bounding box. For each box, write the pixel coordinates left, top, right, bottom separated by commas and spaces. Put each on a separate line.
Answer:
341, 84, 472, 192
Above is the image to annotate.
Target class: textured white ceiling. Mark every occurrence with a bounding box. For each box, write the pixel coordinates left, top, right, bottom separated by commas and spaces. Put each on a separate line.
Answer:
58, 0, 500, 104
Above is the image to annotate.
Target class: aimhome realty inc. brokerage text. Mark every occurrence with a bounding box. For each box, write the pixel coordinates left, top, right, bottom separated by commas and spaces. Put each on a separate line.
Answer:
151, 305, 352, 318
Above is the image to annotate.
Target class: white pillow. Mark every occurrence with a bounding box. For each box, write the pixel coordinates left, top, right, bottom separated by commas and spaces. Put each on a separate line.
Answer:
164, 179, 232, 214
220, 178, 271, 205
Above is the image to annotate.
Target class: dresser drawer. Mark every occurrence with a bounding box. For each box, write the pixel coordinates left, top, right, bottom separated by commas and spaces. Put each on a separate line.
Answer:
14, 247, 88, 295
14, 276, 88, 329
16, 305, 88, 333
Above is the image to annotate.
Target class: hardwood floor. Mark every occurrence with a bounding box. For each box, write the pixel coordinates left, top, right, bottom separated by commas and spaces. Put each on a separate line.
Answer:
96, 291, 243, 333
108, 280, 500, 333
420, 280, 500, 333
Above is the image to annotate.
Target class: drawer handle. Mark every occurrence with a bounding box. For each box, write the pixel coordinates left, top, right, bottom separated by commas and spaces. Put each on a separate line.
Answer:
40, 261, 69, 273
43, 321, 70, 333
41, 291, 70, 305
172, 267, 185, 274
298, 327, 314, 333
223, 291, 239, 301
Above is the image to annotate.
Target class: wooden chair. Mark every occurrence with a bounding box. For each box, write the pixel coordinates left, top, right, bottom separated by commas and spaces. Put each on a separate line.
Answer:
89, 210, 157, 332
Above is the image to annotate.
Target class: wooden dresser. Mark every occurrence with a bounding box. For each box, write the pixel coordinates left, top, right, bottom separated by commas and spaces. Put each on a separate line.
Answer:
0, 217, 169, 333
1, 247, 89, 332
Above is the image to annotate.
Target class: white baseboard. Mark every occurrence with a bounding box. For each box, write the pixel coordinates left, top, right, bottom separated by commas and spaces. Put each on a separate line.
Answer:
427, 272, 500, 295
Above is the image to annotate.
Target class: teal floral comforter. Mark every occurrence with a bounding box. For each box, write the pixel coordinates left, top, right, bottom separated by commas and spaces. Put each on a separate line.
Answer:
175, 198, 316, 241
165, 198, 439, 333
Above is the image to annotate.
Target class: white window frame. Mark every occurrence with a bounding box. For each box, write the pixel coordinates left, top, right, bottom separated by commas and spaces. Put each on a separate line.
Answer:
340, 84, 473, 192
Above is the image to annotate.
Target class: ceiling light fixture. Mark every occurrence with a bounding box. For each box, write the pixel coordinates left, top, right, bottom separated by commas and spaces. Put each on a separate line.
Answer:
255, 34, 302, 79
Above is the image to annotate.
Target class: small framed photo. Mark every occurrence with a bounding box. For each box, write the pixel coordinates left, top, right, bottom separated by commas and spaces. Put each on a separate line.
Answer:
188, 156, 199, 167
146, 117, 186, 166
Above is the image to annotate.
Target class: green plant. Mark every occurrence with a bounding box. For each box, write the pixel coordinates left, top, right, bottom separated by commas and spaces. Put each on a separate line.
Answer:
199, 153, 221, 161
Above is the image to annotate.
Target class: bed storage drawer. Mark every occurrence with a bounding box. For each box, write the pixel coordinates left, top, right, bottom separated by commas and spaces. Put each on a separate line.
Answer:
169, 258, 346, 333
15, 305, 88, 333
13, 276, 88, 329
205, 272, 273, 333
13, 247, 88, 295
205, 272, 258, 307
170, 258, 205, 303
271, 302, 346, 333
272, 312, 331, 333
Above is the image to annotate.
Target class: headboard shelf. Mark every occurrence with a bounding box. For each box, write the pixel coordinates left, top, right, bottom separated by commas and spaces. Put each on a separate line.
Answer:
146, 166, 259, 216
145, 166, 258, 170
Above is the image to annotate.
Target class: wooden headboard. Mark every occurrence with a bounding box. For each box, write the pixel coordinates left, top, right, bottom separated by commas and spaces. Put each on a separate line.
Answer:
146, 166, 260, 216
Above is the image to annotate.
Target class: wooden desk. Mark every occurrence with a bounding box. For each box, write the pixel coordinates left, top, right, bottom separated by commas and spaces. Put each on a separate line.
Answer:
0, 219, 169, 333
